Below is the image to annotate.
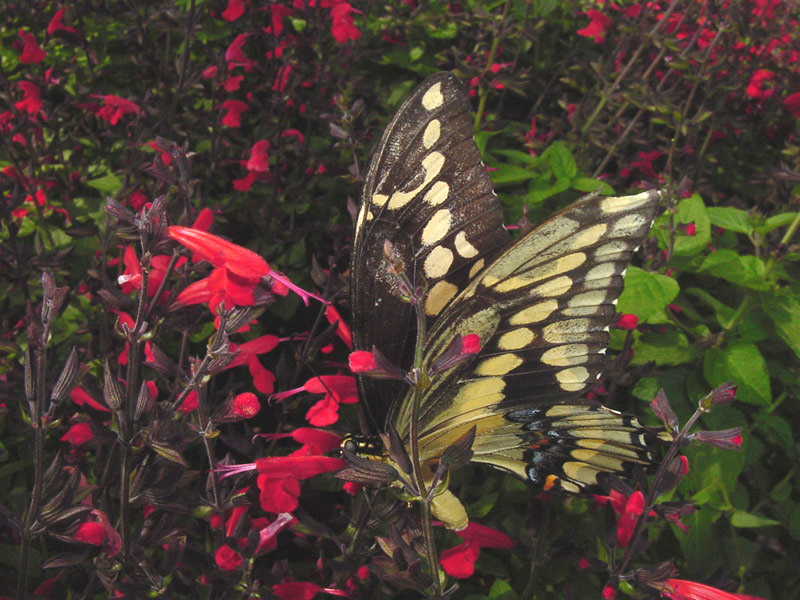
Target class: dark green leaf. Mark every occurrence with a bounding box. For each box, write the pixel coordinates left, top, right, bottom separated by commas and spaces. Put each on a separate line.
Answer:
698, 250, 770, 291
707, 206, 753, 234
703, 342, 771, 405
617, 266, 679, 322
761, 293, 800, 359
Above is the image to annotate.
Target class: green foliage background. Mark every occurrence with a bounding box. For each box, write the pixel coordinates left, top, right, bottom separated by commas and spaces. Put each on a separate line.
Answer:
1, 1, 798, 598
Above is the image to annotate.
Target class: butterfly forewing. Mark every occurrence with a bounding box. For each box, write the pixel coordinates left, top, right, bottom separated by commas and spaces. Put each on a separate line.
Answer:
352, 73, 509, 429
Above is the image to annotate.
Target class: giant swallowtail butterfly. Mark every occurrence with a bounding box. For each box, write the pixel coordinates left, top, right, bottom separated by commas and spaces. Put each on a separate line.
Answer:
346, 72, 659, 530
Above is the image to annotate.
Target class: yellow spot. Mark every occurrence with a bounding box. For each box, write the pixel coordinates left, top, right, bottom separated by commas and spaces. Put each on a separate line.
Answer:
373, 193, 388, 207
562, 461, 600, 486
468, 258, 485, 279
556, 366, 590, 392
455, 231, 478, 258
424, 245, 454, 279
585, 263, 616, 282
595, 240, 628, 257
571, 449, 627, 472
543, 318, 592, 343
541, 344, 589, 366
578, 437, 641, 458
424, 180, 449, 206
611, 213, 647, 236
425, 280, 458, 316
423, 119, 441, 148
476, 354, 523, 376
422, 82, 445, 110
421, 209, 452, 245
531, 275, 573, 297
387, 152, 445, 210
571, 223, 607, 250
568, 291, 607, 308
510, 299, 558, 325
600, 191, 653, 214
497, 328, 535, 350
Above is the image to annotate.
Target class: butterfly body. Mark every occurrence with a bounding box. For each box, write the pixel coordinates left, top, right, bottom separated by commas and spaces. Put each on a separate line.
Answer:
348, 72, 660, 529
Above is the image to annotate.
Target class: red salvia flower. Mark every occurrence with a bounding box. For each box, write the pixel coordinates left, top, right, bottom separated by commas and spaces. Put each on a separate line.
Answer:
266, 4, 294, 37
74, 521, 106, 545
616, 490, 645, 547
616, 313, 639, 330
221, 0, 245, 21
18, 30, 46, 64
325, 305, 352, 349
577, 10, 612, 43
272, 581, 349, 600
221, 99, 249, 127
47, 8, 77, 35
215, 544, 243, 571
657, 578, 767, 600
439, 522, 514, 579
246, 140, 271, 172
60, 422, 94, 446
90, 94, 141, 125
329, 3, 361, 42
15, 81, 43, 115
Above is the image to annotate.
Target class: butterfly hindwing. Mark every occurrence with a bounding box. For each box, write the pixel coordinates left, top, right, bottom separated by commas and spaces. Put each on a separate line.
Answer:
350, 71, 660, 502
352, 73, 509, 428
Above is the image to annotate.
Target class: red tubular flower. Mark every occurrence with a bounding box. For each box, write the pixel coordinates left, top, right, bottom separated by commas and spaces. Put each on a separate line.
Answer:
18, 30, 46, 64
272, 581, 349, 600
221, 0, 245, 21
74, 521, 106, 545
658, 578, 767, 600
15, 81, 43, 115
70, 386, 111, 413
439, 522, 514, 579
255, 455, 345, 513
577, 9, 612, 43
220, 99, 249, 127
616, 490, 645, 547
47, 8, 77, 34
329, 3, 361, 42
255, 428, 342, 456
60, 422, 94, 446
215, 544, 243, 571
90, 95, 141, 125
616, 313, 639, 330
246, 140, 271, 172
325, 305, 352, 349
168, 226, 270, 277
348, 350, 377, 373
266, 4, 294, 37
255, 512, 294, 554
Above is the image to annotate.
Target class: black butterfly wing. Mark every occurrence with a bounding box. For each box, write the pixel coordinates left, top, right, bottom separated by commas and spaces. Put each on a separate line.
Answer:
389, 190, 661, 493
351, 73, 510, 429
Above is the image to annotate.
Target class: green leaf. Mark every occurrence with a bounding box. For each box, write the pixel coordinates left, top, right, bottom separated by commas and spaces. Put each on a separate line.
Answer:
698, 249, 770, 291
486, 578, 519, 600
789, 504, 800, 540
730, 510, 780, 528
673, 195, 711, 256
489, 163, 538, 185
703, 342, 771, 405
617, 266, 679, 322
543, 141, 576, 180
756, 414, 794, 449
761, 293, 800, 359
758, 211, 799, 234
630, 328, 692, 366
572, 177, 613, 194
684, 287, 734, 327
707, 206, 753, 234
492, 148, 542, 168
86, 173, 123, 194
526, 178, 571, 203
